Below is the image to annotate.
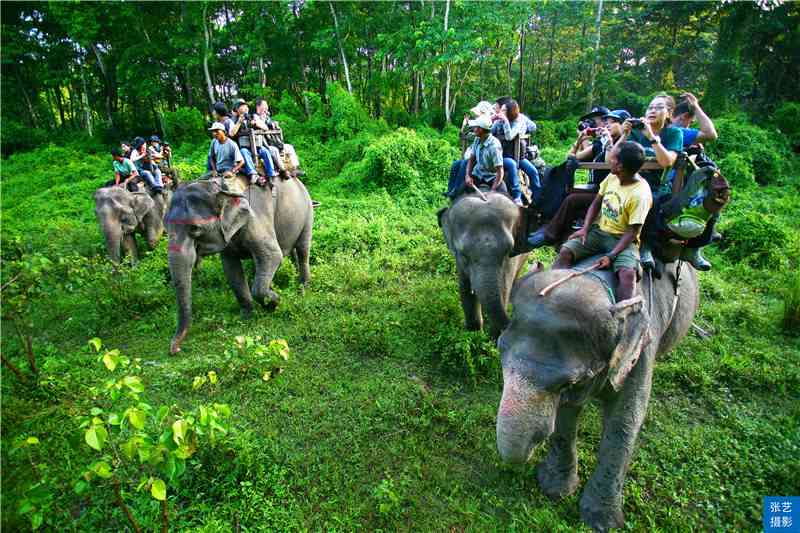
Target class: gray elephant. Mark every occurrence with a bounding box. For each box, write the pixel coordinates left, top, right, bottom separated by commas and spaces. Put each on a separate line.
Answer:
437, 192, 528, 338
496, 260, 698, 531
166, 175, 313, 354
94, 186, 171, 263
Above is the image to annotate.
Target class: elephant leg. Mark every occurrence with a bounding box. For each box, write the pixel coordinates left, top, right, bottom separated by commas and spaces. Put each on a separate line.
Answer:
580, 349, 655, 532
122, 234, 138, 264
221, 253, 254, 318
145, 223, 161, 250
293, 222, 312, 289
537, 405, 583, 500
459, 272, 482, 331
251, 242, 283, 310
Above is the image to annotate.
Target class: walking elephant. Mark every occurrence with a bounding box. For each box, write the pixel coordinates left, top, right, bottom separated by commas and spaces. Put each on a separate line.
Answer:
166, 175, 313, 354
94, 186, 171, 263
437, 191, 528, 339
495, 259, 698, 531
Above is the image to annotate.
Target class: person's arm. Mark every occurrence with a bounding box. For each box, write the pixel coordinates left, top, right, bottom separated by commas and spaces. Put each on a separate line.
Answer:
253, 115, 268, 130
209, 143, 217, 174
129, 149, 143, 163
500, 117, 522, 141
490, 165, 504, 191
568, 193, 603, 244
643, 122, 677, 168
229, 116, 242, 137
231, 144, 244, 174
465, 154, 476, 188
598, 224, 641, 269
114, 171, 121, 185
682, 93, 718, 143
568, 131, 589, 158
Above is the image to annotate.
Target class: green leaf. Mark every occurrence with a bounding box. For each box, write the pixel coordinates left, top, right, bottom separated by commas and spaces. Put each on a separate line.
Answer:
91, 461, 113, 479
25, 436, 40, 445
127, 408, 146, 430
150, 478, 167, 501
207, 370, 218, 384
123, 375, 144, 393
121, 438, 137, 460
174, 444, 193, 459
198, 406, 209, 426
102, 352, 118, 371
156, 406, 169, 425
88, 338, 102, 352
192, 376, 206, 390
214, 403, 231, 417
74, 480, 89, 495
31, 511, 44, 530
90, 407, 103, 416
107, 412, 121, 426
172, 419, 187, 445
85, 425, 107, 451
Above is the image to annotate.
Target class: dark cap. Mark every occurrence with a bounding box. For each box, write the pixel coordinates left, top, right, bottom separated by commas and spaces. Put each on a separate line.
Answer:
213, 101, 228, 115
133, 137, 146, 149
149, 135, 161, 143
603, 109, 632, 123
233, 98, 247, 110
579, 106, 611, 122
111, 147, 122, 157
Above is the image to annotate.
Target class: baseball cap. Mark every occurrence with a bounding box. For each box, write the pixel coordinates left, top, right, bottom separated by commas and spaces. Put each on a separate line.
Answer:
579, 106, 611, 122
468, 115, 493, 130
603, 109, 632, 123
469, 101, 494, 118
208, 122, 226, 132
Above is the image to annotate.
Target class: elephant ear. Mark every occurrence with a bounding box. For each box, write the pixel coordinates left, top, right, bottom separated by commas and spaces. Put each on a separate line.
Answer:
130, 192, 155, 221
216, 191, 252, 243
607, 295, 651, 391
436, 207, 448, 228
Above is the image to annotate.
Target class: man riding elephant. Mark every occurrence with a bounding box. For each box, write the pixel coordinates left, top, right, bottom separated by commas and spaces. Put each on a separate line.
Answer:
165, 172, 313, 354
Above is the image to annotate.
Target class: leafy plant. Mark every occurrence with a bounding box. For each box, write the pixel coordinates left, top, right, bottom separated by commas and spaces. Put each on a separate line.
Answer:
719, 213, 790, 268
77, 339, 234, 532
783, 273, 800, 334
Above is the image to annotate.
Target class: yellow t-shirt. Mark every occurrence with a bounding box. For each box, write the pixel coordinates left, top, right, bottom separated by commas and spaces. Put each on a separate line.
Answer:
597, 174, 652, 242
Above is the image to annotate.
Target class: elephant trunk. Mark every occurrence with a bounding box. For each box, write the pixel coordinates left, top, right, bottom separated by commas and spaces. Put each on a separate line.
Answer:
496, 368, 558, 464
471, 264, 508, 339
168, 235, 196, 354
102, 222, 123, 264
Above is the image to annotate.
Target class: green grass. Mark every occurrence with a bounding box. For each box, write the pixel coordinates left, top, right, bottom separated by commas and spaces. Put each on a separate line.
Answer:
2, 127, 799, 531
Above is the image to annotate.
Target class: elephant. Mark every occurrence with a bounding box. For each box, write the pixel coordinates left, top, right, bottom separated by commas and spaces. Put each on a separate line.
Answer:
495, 258, 698, 531
437, 191, 529, 338
94, 186, 172, 263
166, 175, 313, 354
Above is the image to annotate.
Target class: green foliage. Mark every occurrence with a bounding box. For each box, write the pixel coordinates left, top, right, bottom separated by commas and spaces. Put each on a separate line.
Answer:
328, 83, 370, 139
718, 152, 755, 188
0, 120, 48, 157
362, 128, 457, 194
431, 329, 500, 382
719, 213, 790, 268
773, 102, 800, 148
162, 107, 206, 146
783, 273, 800, 334
534, 118, 577, 148
707, 116, 789, 186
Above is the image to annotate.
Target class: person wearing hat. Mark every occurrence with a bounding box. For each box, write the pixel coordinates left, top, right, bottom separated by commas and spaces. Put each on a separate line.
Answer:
527, 109, 632, 249
575, 105, 611, 152
670, 92, 718, 147
229, 100, 274, 184
491, 99, 539, 206
445, 115, 507, 200
129, 137, 164, 193
147, 135, 165, 167
207, 121, 244, 178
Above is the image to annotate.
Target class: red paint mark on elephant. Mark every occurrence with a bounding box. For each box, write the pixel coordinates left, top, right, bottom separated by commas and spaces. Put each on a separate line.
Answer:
169, 244, 184, 253
167, 216, 220, 225
230, 197, 241, 206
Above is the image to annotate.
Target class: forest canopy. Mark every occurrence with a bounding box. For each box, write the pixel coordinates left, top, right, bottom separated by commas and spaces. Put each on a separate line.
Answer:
2, 0, 799, 155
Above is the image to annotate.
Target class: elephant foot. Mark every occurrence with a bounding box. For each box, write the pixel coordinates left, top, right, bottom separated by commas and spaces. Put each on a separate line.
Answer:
580, 489, 624, 532
536, 458, 579, 501
254, 288, 280, 311
170, 329, 188, 355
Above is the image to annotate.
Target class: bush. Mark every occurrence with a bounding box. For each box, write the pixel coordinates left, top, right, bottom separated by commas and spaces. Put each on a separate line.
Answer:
772, 102, 800, 148
362, 128, 457, 194
718, 152, 755, 188
783, 273, 800, 334
328, 83, 369, 139
720, 213, 790, 268
1, 120, 48, 157
162, 106, 206, 145
535, 118, 577, 148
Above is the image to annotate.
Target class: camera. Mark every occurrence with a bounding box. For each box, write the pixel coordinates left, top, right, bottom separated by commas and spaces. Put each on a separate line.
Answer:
577, 120, 594, 131
629, 118, 645, 130
585, 127, 601, 137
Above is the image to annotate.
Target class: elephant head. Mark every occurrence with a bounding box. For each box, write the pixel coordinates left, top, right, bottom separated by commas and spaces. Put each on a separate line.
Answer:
496, 270, 650, 464
166, 179, 252, 353
94, 187, 155, 263
438, 193, 526, 338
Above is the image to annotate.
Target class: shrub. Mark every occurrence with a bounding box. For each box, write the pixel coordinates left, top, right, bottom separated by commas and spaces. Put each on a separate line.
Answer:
718, 152, 755, 188
783, 273, 800, 334
772, 101, 800, 148
162, 107, 206, 145
719, 213, 790, 268
328, 83, 369, 139
1, 120, 48, 157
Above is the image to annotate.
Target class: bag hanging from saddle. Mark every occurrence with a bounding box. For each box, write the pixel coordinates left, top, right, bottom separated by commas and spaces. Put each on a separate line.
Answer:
660, 166, 731, 239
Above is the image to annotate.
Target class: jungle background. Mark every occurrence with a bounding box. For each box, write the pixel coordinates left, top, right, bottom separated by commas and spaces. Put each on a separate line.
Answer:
2, 1, 799, 531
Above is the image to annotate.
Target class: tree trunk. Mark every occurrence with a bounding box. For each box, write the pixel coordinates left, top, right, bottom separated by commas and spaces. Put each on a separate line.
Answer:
545, 13, 557, 109
91, 44, 115, 123
202, 3, 216, 109
15, 69, 39, 128
329, 2, 352, 94
518, 23, 526, 108
443, 0, 451, 124
79, 65, 93, 137
54, 87, 67, 127
586, 0, 604, 111
258, 56, 267, 88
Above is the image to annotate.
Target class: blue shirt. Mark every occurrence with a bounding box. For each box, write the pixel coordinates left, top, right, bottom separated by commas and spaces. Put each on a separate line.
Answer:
209, 138, 243, 173
470, 134, 504, 182
678, 127, 699, 147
